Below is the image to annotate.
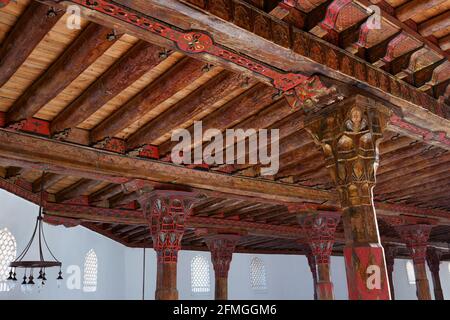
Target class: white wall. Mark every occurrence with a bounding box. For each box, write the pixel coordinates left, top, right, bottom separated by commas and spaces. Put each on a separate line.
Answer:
0, 190, 449, 300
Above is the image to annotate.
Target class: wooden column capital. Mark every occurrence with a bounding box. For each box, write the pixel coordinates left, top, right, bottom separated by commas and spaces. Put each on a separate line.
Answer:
297, 211, 340, 300
205, 234, 240, 300
139, 190, 199, 263
305, 95, 390, 213
396, 224, 433, 300
297, 211, 341, 264
396, 224, 433, 264
205, 234, 240, 278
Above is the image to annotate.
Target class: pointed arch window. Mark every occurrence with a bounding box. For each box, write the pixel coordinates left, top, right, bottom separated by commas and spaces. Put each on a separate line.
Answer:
406, 260, 416, 285
191, 255, 211, 293
0, 228, 17, 292
83, 249, 97, 292
250, 257, 267, 291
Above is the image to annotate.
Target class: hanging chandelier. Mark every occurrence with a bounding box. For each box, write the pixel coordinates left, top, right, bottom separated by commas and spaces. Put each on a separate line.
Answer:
6, 172, 63, 292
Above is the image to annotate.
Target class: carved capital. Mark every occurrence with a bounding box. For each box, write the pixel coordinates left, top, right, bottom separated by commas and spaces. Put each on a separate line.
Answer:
305, 95, 390, 208
297, 211, 341, 264
205, 234, 240, 278
396, 224, 432, 264
139, 190, 199, 263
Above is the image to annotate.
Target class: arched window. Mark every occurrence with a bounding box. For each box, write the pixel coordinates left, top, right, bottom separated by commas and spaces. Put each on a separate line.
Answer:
406, 260, 416, 285
191, 255, 211, 293
0, 228, 16, 292
250, 257, 267, 291
83, 249, 97, 292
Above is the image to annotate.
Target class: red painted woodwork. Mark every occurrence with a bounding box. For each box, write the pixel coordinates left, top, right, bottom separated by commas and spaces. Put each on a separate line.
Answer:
0, 112, 4, 127
344, 245, 391, 300
298, 211, 340, 300
128, 144, 159, 159
298, 212, 340, 264
0, 0, 10, 8
396, 224, 433, 300
389, 114, 450, 148
140, 190, 198, 263
93, 137, 126, 154
7, 118, 50, 136
139, 190, 198, 300
43, 215, 80, 228
205, 234, 240, 300
69, 0, 333, 108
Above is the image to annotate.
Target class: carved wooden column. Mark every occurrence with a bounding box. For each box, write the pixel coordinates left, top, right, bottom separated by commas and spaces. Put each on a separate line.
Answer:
305, 249, 318, 300
205, 234, 240, 300
396, 224, 433, 300
305, 95, 391, 300
426, 247, 444, 300
384, 245, 398, 300
298, 211, 340, 300
139, 190, 198, 300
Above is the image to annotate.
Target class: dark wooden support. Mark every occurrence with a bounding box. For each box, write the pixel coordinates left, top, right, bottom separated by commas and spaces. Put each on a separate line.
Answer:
384, 245, 398, 300
55, 179, 103, 202
138, 190, 199, 300
305, 249, 318, 300
205, 234, 240, 300
0, 2, 62, 88
51, 41, 165, 135
32, 172, 64, 193
304, 95, 391, 300
396, 224, 433, 300
6, 23, 117, 123
297, 211, 340, 300
426, 247, 444, 300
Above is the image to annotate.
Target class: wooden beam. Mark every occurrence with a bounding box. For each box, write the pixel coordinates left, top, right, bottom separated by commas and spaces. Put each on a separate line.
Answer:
0, 129, 336, 203
395, 0, 448, 22
127, 71, 249, 149
32, 172, 64, 193
0, 2, 62, 88
6, 23, 116, 123
50, 40, 165, 135
55, 178, 103, 202
90, 57, 205, 143
418, 11, 450, 38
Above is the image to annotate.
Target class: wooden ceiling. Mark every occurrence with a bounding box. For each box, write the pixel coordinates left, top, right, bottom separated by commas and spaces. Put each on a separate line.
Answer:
0, 0, 448, 256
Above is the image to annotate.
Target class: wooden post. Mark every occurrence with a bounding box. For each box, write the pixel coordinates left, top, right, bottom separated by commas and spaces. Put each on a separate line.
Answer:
384, 245, 398, 300
426, 247, 444, 300
396, 224, 433, 300
205, 234, 240, 300
297, 211, 340, 300
139, 190, 198, 300
304, 95, 391, 300
305, 250, 318, 300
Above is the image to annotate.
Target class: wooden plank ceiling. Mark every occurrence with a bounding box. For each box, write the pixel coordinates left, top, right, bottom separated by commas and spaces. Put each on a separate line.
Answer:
0, 0, 448, 256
